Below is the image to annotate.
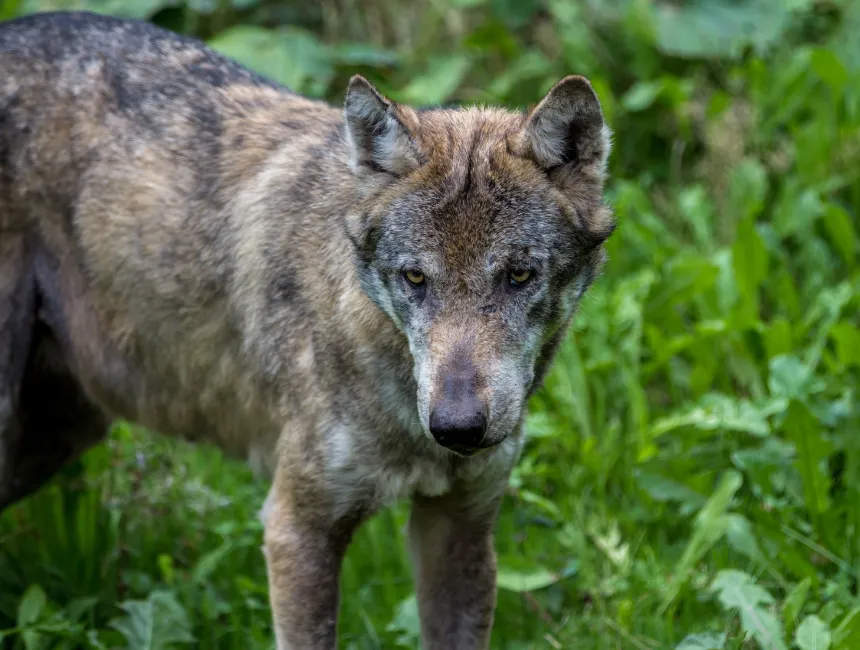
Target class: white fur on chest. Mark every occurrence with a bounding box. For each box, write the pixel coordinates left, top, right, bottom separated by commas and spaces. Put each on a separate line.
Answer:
259, 437, 455, 528
261, 426, 523, 522
326, 425, 452, 507
324, 424, 522, 518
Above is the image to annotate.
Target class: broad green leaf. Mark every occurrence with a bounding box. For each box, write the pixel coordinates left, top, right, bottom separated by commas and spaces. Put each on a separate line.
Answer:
822, 205, 857, 268
830, 322, 860, 368
773, 185, 825, 239
811, 49, 849, 93
712, 570, 774, 609
819, 601, 844, 626
622, 79, 664, 112
653, 0, 812, 59
523, 410, 564, 439
66, 596, 100, 623
208, 26, 333, 94
676, 633, 726, 650
16, 584, 47, 650
833, 608, 860, 649
728, 159, 769, 222
399, 55, 471, 105
803, 282, 854, 370
732, 437, 796, 502
725, 514, 762, 561
783, 400, 832, 519
829, 1, 860, 70
110, 591, 195, 650
329, 43, 401, 68
635, 471, 706, 515
732, 216, 768, 316
711, 570, 786, 650
208, 26, 287, 80
386, 595, 420, 648
764, 319, 795, 359
796, 615, 832, 650
22, 628, 42, 650
679, 185, 716, 252
783, 577, 812, 629
768, 356, 815, 401
17, 585, 46, 628
650, 393, 775, 438
732, 438, 794, 474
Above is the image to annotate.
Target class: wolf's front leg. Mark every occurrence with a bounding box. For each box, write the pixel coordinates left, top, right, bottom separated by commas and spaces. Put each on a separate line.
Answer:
409, 488, 502, 650
263, 485, 364, 650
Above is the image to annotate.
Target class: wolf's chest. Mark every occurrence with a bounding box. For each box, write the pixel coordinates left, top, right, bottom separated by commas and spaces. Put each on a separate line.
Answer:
323, 424, 454, 510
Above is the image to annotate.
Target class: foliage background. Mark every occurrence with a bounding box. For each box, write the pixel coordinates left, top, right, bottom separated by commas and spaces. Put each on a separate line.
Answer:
1, 0, 859, 648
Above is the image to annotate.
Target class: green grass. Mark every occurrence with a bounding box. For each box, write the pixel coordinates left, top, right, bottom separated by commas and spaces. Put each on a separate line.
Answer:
2, 1, 860, 649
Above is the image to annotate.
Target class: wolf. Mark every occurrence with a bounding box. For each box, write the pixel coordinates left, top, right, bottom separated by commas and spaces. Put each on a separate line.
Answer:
0, 10, 614, 649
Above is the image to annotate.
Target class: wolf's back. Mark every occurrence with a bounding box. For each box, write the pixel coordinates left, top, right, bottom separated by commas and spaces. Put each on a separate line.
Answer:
0, 10, 318, 232
0, 11, 279, 90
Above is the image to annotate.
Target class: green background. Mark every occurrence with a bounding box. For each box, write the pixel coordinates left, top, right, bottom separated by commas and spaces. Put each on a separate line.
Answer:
1, 1, 859, 649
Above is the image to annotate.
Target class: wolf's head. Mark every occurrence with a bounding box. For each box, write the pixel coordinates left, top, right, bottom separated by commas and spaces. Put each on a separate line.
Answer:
343, 75, 614, 456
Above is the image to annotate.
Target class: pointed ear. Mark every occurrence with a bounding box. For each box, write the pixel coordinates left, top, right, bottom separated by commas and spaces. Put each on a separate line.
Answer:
344, 75, 423, 177
517, 75, 610, 178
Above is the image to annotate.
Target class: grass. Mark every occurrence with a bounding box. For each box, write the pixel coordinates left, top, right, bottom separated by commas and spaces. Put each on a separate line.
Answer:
2, 1, 860, 649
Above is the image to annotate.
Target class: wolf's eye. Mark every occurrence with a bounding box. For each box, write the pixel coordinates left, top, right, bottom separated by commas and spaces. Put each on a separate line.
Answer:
404, 270, 426, 287
508, 269, 533, 286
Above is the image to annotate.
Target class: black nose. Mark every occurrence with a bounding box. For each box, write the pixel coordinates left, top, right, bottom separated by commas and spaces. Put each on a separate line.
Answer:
430, 350, 488, 453
429, 409, 487, 452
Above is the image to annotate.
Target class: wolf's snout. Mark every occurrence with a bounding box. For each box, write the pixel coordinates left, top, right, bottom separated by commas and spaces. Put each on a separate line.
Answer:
428, 353, 488, 454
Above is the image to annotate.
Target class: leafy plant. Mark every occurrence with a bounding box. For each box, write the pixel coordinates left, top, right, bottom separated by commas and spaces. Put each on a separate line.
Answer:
110, 591, 195, 650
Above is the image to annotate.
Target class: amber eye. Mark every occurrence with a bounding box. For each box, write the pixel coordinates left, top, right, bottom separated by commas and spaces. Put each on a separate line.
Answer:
509, 269, 532, 286
404, 270, 425, 287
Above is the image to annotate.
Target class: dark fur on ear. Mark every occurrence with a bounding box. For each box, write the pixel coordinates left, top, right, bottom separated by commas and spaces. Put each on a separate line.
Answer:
517, 75, 611, 178
511, 75, 614, 244
344, 75, 424, 177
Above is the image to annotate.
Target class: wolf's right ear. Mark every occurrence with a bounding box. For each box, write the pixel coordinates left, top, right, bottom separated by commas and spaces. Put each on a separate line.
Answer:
344, 76, 423, 177
515, 75, 611, 180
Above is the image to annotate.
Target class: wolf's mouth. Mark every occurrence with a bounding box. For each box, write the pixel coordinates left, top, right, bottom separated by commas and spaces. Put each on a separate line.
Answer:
446, 443, 481, 457
442, 436, 506, 457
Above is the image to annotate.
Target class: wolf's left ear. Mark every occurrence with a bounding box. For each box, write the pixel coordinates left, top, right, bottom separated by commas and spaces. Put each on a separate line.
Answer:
517, 75, 611, 179
344, 75, 423, 177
